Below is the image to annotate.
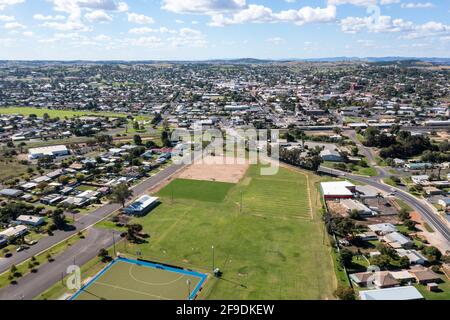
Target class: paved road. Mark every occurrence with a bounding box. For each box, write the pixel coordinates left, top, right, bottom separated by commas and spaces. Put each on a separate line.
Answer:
344, 130, 390, 178
0, 136, 219, 299
319, 166, 450, 245
0, 162, 185, 275
0, 228, 119, 300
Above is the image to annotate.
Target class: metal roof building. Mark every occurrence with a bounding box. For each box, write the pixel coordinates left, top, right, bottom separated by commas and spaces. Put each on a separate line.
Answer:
359, 286, 424, 300
124, 195, 160, 216
28, 145, 69, 160
320, 181, 355, 199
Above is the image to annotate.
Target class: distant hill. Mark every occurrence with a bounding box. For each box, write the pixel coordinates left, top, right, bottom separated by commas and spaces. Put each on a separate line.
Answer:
0, 57, 449, 65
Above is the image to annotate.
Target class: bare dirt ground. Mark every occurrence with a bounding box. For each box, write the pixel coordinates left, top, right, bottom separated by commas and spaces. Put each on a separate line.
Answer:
434, 131, 450, 143
178, 155, 249, 183
410, 211, 450, 254
326, 200, 348, 217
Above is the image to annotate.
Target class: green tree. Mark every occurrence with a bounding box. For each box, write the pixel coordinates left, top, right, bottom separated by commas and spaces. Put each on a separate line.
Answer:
422, 246, 442, 262
334, 286, 355, 300
133, 134, 143, 145
161, 130, 171, 147
338, 249, 354, 268
110, 183, 133, 208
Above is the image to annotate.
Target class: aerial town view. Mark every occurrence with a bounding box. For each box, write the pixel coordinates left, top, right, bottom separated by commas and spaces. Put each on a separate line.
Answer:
0, 0, 449, 309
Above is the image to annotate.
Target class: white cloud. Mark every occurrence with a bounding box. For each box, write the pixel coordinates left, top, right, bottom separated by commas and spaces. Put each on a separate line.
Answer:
4, 21, 26, 29
210, 5, 336, 27
33, 14, 66, 21
127, 12, 154, 24
94, 34, 110, 41
0, 0, 24, 11
162, 0, 246, 14
129, 27, 155, 34
168, 28, 207, 48
126, 36, 163, 48
328, 0, 400, 5
341, 14, 450, 39
41, 20, 90, 31
50, 0, 127, 22
401, 2, 435, 9
84, 10, 112, 23
0, 14, 14, 21
129, 26, 174, 34
266, 37, 284, 45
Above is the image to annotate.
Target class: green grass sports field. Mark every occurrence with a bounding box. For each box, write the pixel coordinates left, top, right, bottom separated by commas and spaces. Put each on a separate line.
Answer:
120, 164, 336, 299
158, 179, 235, 203
0, 107, 127, 118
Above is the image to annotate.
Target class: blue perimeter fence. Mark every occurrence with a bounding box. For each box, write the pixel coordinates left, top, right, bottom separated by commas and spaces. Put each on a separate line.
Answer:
69, 257, 207, 300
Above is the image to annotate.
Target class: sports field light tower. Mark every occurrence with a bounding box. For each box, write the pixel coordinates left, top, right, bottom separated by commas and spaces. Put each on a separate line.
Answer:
187, 279, 191, 300
211, 245, 215, 272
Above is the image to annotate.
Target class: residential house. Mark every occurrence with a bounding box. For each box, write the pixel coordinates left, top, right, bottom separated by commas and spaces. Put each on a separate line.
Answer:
383, 232, 413, 249
16, 215, 45, 227
409, 267, 441, 284
368, 223, 397, 236
320, 149, 343, 162
0, 225, 28, 242
396, 249, 428, 266
0, 188, 24, 198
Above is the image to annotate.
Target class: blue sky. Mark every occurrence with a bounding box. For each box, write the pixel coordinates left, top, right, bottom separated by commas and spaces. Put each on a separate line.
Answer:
0, 0, 449, 60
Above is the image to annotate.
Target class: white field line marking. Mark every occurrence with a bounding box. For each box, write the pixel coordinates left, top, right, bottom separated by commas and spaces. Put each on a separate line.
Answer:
92, 281, 171, 300
128, 264, 186, 286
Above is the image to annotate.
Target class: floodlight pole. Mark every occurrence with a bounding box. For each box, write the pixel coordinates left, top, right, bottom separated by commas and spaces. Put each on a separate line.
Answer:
240, 190, 243, 214
112, 231, 117, 257
212, 245, 215, 272
187, 279, 191, 300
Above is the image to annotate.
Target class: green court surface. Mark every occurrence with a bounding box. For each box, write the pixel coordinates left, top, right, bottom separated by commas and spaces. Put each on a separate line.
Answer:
72, 258, 206, 300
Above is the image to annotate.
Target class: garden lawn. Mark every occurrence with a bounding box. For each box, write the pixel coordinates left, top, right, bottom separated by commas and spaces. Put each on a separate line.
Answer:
121, 164, 336, 299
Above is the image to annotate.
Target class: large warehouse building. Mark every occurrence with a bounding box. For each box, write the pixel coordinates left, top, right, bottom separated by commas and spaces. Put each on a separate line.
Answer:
28, 145, 69, 160
124, 195, 160, 216
320, 181, 356, 199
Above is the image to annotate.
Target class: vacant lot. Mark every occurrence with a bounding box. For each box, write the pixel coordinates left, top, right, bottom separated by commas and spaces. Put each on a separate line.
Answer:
123, 164, 335, 299
0, 160, 30, 182
179, 156, 249, 183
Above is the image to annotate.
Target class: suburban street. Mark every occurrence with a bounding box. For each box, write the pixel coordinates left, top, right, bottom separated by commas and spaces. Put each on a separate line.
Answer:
0, 161, 185, 275
319, 165, 450, 245
0, 228, 120, 300
0, 135, 221, 300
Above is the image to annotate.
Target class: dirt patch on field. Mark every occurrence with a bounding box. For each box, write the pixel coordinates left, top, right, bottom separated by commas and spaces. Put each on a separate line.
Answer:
179, 155, 249, 183
410, 211, 450, 254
